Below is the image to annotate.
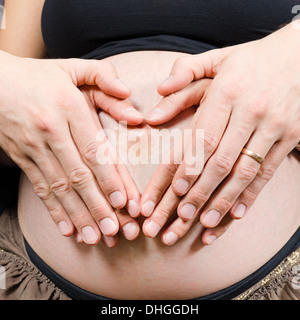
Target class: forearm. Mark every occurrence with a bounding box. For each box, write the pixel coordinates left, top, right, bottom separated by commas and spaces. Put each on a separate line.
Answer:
0, 0, 46, 58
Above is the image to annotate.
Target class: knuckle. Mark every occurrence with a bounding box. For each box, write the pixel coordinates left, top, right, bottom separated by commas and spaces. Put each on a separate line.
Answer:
285, 128, 300, 142
33, 115, 54, 133
33, 183, 51, 200
189, 188, 210, 205
216, 196, 233, 212
171, 221, 193, 238
88, 203, 109, 218
69, 167, 93, 188
6, 143, 25, 164
22, 133, 38, 149
178, 221, 193, 234
165, 163, 178, 176
202, 131, 218, 155
55, 91, 75, 111
213, 152, 233, 176
157, 207, 171, 221
95, 74, 105, 88
173, 57, 194, 82
99, 174, 117, 190
48, 207, 63, 222
248, 99, 268, 120
82, 141, 100, 165
50, 178, 71, 196
95, 61, 110, 83
98, 174, 124, 197
243, 187, 258, 203
257, 163, 276, 182
237, 162, 257, 182
71, 212, 90, 227
270, 116, 285, 131
217, 79, 241, 102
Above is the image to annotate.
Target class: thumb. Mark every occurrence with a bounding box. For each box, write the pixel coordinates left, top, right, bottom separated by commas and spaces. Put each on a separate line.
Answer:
157, 47, 231, 97
146, 79, 211, 125
84, 86, 144, 125
56, 58, 131, 99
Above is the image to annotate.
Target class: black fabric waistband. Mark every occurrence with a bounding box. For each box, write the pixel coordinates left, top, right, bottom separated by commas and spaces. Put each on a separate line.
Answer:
80, 35, 217, 60
24, 227, 300, 300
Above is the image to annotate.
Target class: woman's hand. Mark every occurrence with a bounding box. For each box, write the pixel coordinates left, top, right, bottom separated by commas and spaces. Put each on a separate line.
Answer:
0, 51, 142, 245
141, 23, 300, 245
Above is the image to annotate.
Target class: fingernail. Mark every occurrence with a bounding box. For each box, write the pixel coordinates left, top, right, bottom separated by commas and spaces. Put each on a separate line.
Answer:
82, 226, 98, 244
128, 200, 140, 217
146, 108, 167, 122
99, 217, 118, 235
102, 235, 117, 248
206, 235, 217, 245
124, 107, 143, 120
110, 191, 125, 208
173, 179, 190, 195
163, 231, 179, 246
145, 220, 161, 237
234, 203, 246, 218
123, 222, 139, 240
75, 232, 83, 243
142, 201, 156, 217
58, 220, 71, 236
180, 203, 197, 220
202, 210, 221, 227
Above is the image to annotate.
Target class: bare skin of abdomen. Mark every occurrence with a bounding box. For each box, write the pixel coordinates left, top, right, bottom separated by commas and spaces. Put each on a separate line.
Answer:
18, 51, 300, 299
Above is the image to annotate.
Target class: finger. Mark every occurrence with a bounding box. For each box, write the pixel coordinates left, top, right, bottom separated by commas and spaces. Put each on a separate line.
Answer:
74, 230, 84, 243
201, 214, 234, 245
21, 159, 75, 237
175, 110, 255, 220
145, 79, 210, 125
143, 187, 180, 238
116, 162, 141, 218
230, 141, 291, 219
141, 88, 232, 217
140, 160, 179, 217
59, 59, 131, 99
101, 235, 119, 248
87, 86, 143, 125
33, 148, 102, 244
48, 134, 121, 237
160, 213, 198, 246
157, 48, 230, 96
68, 96, 128, 211
115, 207, 140, 241
200, 133, 274, 229
170, 89, 233, 199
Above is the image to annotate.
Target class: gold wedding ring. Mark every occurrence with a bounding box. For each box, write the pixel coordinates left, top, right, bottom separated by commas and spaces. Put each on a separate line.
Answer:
241, 148, 264, 164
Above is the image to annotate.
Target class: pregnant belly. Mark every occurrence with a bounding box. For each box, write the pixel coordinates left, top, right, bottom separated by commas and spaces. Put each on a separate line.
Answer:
18, 51, 300, 299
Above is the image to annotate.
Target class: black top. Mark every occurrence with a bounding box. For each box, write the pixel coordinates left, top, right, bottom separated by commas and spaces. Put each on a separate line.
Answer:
41, 0, 299, 59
